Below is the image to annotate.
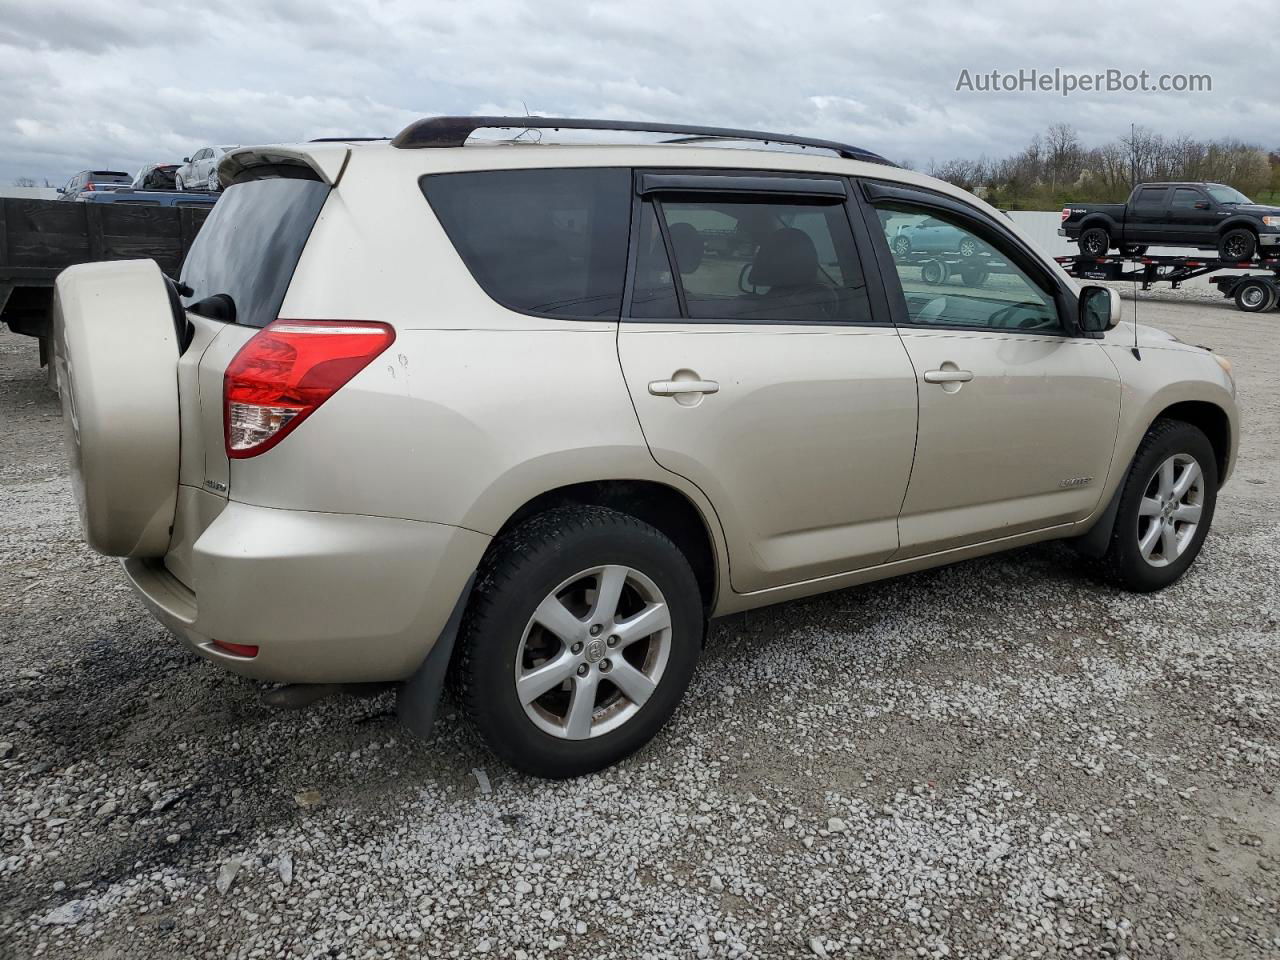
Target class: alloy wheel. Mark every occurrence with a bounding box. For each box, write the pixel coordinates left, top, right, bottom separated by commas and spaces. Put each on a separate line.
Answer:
515, 565, 672, 740
1137, 453, 1204, 567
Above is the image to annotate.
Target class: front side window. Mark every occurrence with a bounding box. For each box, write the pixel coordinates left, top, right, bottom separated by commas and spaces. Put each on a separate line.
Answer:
1171, 188, 1203, 209
874, 202, 1061, 333
632, 194, 872, 323
420, 168, 631, 320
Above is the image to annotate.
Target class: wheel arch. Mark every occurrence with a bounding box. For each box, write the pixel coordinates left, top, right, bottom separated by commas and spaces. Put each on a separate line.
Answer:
1217, 218, 1260, 238
1078, 216, 1112, 238
492, 479, 722, 613
1156, 399, 1231, 481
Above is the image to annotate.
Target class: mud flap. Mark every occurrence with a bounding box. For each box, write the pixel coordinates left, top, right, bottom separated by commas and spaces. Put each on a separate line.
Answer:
396, 574, 475, 739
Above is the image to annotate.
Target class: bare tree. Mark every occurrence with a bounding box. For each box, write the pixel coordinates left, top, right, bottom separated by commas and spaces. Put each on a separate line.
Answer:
13, 176, 37, 187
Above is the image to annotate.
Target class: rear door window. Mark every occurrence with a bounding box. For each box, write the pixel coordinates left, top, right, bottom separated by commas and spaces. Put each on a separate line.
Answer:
180, 178, 329, 328
631, 193, 872, 323
420, 168, 631, 320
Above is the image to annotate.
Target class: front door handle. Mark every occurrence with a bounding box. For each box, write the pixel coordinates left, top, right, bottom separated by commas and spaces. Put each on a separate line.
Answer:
648, 379, 720, 396
923, 369, 974, 384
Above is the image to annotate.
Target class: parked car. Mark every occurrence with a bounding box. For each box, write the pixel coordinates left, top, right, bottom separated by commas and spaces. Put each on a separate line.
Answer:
52, 117, 1238, 779
1060, 182, 1280, 261
889, 214, 988, 258
175, 146, 237, 191
56, 170, 133, 201
132, 163, 180, 190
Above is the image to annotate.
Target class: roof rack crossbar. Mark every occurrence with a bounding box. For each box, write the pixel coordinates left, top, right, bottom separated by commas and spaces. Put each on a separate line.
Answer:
390, 116, 895, 166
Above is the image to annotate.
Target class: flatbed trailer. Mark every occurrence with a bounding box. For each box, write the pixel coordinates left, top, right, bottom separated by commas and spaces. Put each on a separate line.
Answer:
1054, 252, 1280, 313
0, 197, 211, 369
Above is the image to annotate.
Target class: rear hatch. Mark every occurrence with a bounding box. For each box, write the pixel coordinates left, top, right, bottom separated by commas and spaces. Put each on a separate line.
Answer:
166, 155, 338, 587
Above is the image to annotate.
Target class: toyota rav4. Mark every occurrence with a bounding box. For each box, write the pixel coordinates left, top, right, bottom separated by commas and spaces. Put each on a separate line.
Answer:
52, 117, 1239, 778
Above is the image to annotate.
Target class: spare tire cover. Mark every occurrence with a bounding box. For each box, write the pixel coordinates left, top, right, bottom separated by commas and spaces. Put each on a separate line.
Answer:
53, 260, 179, 557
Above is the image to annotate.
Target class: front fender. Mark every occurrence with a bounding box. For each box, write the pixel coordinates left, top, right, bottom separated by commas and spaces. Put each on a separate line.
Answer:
1097, 341, 1238, 507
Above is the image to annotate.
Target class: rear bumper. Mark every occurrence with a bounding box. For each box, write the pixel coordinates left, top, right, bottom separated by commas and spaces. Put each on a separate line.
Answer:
124, 500, 489, 683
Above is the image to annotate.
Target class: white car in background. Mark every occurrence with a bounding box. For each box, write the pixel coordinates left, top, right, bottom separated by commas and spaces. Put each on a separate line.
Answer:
175, 145, 237, 191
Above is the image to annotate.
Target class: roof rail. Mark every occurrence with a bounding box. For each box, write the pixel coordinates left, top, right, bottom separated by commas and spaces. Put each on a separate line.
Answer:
389, 116, 895, 166
309, 137, 389, 143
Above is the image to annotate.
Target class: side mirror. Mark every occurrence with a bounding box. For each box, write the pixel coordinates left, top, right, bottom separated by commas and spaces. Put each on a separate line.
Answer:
1079, 285, 1121, 335
1194, 201, 1211, 210
56, 187, 64, 194
183, 157, 190, 163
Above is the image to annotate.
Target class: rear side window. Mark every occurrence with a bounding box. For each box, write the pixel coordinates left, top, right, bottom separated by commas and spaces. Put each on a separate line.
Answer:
180, 178, 329, 328
420, 168, 631, 320
633, 194, 872, 323
1135, 187, 1168, 208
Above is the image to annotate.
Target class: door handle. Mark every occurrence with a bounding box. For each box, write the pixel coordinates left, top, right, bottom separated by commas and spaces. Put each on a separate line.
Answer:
923, 369, 974, 384
648, 379, 720, 396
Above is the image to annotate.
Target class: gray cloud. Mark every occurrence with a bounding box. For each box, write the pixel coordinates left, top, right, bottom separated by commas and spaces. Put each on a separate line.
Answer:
2, 0, 1276, 185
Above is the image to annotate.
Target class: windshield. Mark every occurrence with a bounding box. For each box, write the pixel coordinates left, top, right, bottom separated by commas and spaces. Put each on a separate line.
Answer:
1206, 184, 1252, 204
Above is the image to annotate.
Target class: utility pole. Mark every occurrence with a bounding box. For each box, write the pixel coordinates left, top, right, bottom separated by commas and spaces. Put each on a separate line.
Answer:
1130, 122, 1137, 189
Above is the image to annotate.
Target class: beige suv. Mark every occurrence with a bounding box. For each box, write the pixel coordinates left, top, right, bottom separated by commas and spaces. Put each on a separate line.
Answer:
52, 117, 1238, 778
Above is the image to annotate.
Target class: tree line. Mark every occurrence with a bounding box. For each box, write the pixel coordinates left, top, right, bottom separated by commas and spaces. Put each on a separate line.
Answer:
916, 124, 1280, 210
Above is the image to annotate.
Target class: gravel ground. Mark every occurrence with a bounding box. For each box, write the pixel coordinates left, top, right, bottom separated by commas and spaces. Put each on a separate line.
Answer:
1, 295, 1278, 960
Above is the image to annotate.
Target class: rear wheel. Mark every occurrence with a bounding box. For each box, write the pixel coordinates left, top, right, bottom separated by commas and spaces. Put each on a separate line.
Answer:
920, 260, 948, 285
458, 506, 703, 778
174, 175, 185, 191
1098, 420, 1218, 592
958, 238, 979, 258
1079, 226, 1110, 257
1119, 244, 1148, 258
892, 235, 912, 258
1219, 228, 1257, 262
1234, 279, 1277, 313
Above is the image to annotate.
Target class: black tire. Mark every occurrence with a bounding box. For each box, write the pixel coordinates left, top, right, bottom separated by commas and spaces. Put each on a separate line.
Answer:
1233, 279, 1277, 313
1079, 226, 1110, 257
892, 235, 912, 258
1119, 244, 1148, 258
920, 260, 948, 285
1218, 228, 1257, 262
959, 265, 989, 288
1098, 419, 1218, 592
457, 505, 703, 779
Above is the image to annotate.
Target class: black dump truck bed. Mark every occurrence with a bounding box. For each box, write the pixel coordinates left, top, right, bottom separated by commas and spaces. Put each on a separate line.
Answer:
0, 197, 211, 364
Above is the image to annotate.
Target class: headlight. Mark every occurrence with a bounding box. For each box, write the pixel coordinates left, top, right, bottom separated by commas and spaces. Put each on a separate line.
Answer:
1213, 353, 1234, 379
1262, 216, 1280, 228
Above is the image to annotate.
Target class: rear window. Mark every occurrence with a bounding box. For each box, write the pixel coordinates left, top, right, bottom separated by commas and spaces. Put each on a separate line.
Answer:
180, 178, 329, 328
93, 172, 132, 182
420, 168, 631, 319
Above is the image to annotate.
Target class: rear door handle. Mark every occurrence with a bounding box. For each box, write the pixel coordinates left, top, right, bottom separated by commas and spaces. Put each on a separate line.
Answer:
648, 379, 720, 396
923, 369, 974, 384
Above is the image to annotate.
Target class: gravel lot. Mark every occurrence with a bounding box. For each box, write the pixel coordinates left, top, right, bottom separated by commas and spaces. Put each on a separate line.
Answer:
1, 293, 1278, 960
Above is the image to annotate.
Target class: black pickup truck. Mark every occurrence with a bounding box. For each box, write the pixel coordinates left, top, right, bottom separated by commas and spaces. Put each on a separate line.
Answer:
1060, 182, 1280, 262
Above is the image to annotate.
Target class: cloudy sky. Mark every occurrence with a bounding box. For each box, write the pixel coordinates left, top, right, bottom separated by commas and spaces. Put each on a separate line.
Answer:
2, 0, 1277, 186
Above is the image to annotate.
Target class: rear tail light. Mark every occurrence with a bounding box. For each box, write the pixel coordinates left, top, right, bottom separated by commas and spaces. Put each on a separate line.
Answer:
223, 320, 395, 458
1060, 207, 1070, 222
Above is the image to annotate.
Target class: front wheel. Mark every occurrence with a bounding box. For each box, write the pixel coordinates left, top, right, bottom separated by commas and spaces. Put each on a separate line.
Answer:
457, 506, 704, 778
1219, 229, 1257, 262
1098, 419, 1218, 592
174, 175, 185, 191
